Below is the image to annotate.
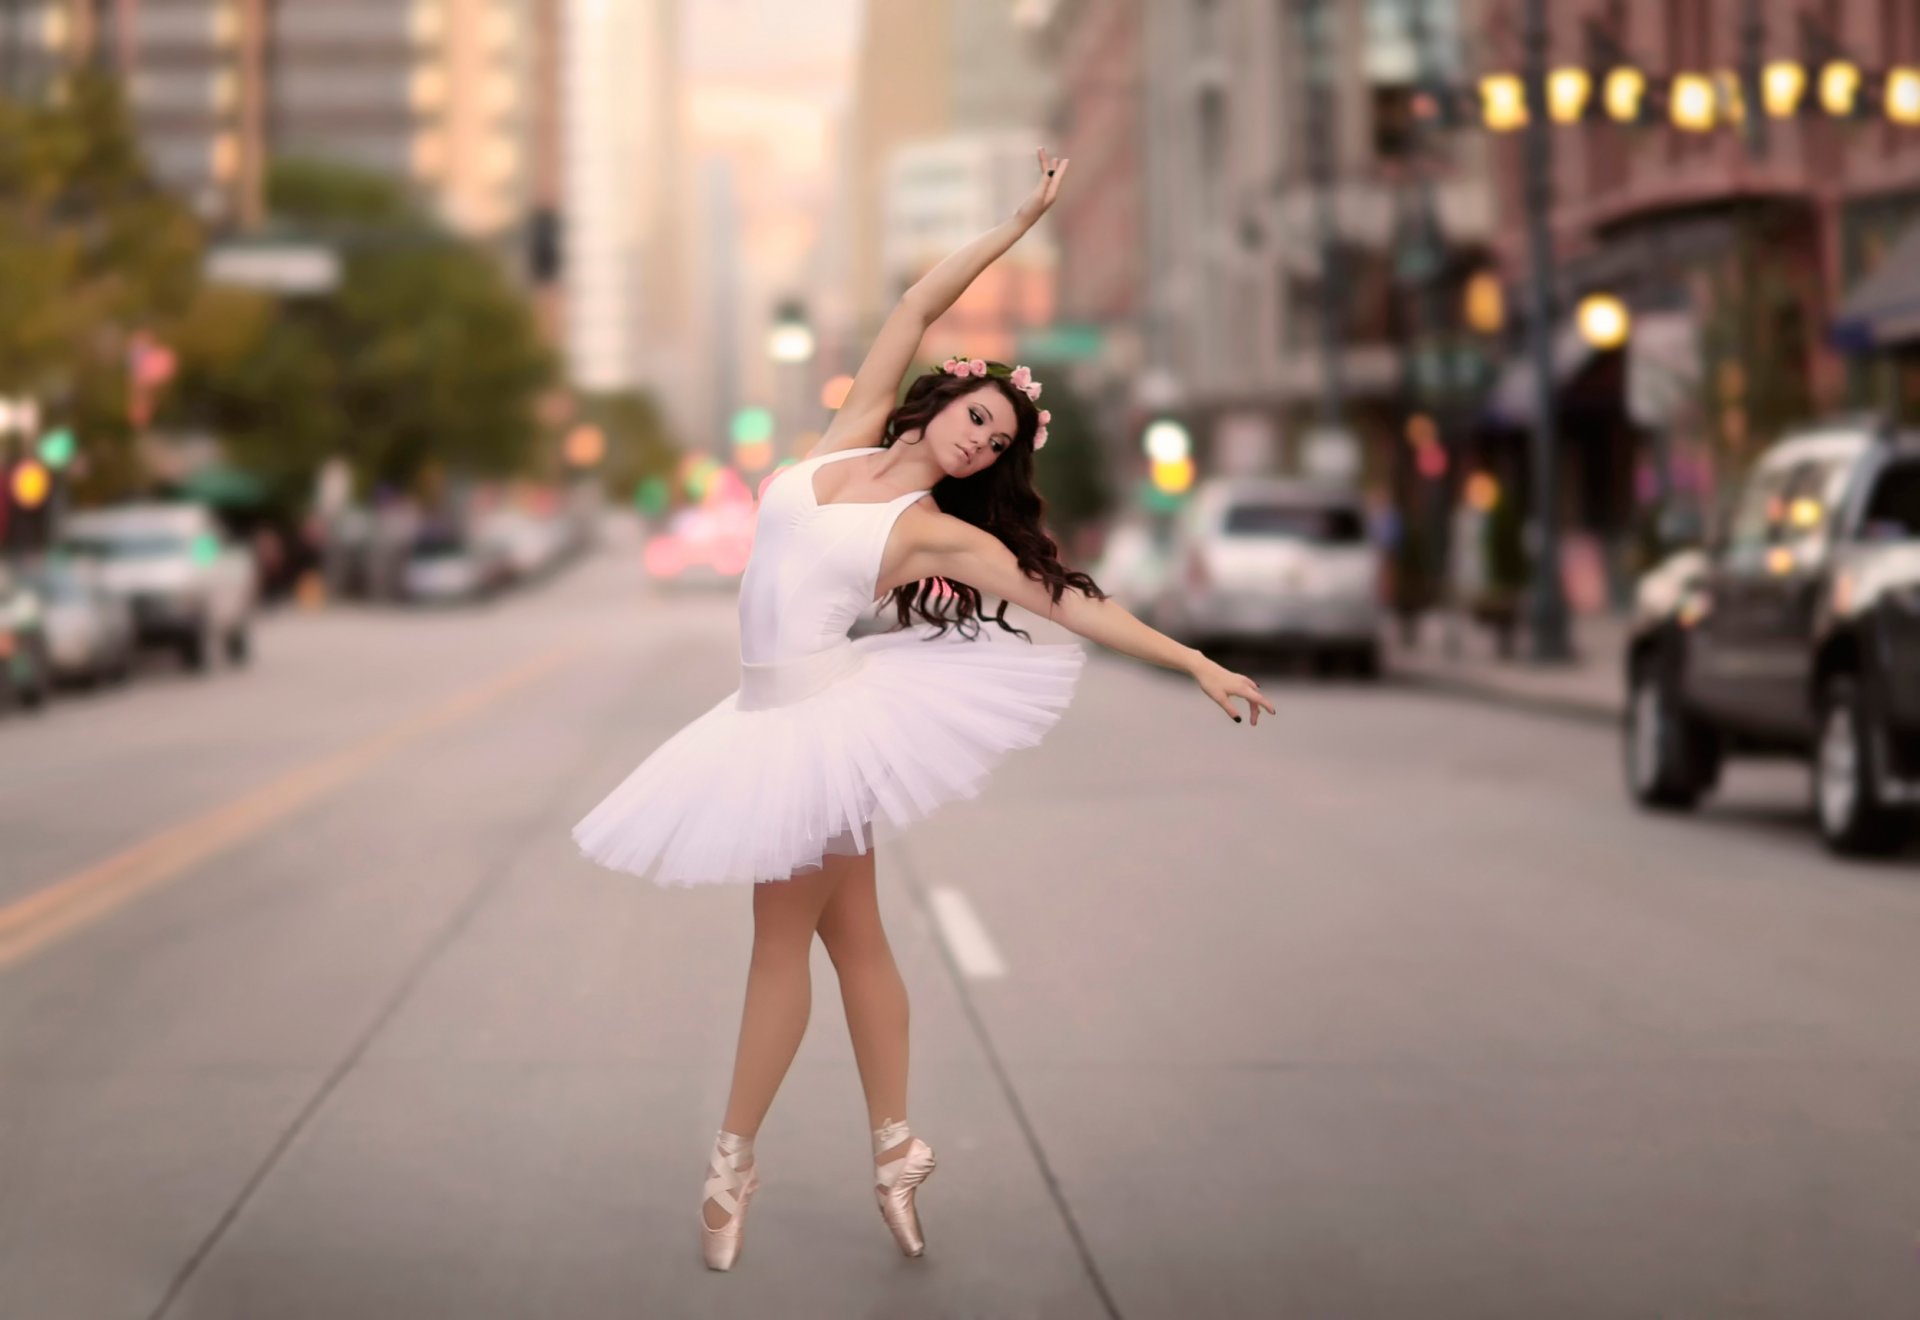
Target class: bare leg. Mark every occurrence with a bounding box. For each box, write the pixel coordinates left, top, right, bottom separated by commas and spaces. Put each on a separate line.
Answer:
704, 862, 841, 1230
814, 846, 913, 1167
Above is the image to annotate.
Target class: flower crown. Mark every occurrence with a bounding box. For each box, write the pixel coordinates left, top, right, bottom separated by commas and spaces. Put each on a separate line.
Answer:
938, 357, 1051, 450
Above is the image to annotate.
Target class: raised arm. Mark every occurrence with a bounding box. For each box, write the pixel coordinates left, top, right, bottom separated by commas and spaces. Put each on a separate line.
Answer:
811, 149, 1069, 458
907, 514, 1277, 727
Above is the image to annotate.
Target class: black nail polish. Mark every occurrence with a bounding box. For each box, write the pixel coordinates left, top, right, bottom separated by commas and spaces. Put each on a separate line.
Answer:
1232, 715, 1241, 723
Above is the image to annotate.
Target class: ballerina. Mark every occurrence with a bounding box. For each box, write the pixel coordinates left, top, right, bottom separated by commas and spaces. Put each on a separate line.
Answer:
569, 147, 1274, 1271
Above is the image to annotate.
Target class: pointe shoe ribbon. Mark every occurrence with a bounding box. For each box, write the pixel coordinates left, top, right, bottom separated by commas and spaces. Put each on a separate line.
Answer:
872, 1117, 937, 1257
702, 1129, 760, 1271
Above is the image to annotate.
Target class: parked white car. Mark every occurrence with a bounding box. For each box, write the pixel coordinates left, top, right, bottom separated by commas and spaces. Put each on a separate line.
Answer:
1152, 477, 1383, 675
31, 556, 136, 687
58, 503, 258, 672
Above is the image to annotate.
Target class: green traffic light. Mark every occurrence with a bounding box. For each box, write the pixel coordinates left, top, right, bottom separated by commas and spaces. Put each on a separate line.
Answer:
37, 428, 75, 468
730, 407, 774, 446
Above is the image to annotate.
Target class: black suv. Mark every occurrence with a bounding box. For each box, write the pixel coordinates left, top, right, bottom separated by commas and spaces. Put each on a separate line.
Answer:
1625, 417, 1920, 855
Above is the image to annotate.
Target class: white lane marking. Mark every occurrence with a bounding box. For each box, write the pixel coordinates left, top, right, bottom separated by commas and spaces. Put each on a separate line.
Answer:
926, 886, 1008, 980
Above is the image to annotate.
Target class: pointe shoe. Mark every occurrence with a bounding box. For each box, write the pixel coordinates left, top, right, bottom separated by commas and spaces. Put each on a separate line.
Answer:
701, 1129, 761, 1271
872, 1117, 937, 1257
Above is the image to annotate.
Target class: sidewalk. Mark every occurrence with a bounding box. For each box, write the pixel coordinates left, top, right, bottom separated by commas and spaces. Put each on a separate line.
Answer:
1385, 608, 1628, 725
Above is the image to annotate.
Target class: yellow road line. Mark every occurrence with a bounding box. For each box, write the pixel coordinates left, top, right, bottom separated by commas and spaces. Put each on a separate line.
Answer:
0, 641, 587, 971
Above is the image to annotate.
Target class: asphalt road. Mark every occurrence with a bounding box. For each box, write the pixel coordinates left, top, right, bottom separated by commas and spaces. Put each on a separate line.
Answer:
3, 543, 1918, 1320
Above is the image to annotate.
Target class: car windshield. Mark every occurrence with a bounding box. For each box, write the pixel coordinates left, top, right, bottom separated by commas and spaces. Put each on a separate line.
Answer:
29, 569, 86, 601
1221, 503, 1366, 544
1860, 460, 1920, 541
62, 533, 190, 559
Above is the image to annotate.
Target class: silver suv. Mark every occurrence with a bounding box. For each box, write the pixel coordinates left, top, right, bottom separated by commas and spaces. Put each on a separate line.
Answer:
1152, 477, 1383, 676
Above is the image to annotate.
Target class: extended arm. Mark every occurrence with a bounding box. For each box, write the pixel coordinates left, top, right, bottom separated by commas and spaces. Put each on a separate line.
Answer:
813, 149, 1069, 457
908, 514, 1275, 725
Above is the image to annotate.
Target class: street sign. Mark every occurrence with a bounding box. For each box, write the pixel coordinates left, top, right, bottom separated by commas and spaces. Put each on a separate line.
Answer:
205, 243, 343, 295
1016, 324, 1105, 362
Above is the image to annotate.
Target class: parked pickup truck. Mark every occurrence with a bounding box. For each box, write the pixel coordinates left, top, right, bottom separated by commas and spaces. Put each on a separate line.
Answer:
1625, 416, 1920, 855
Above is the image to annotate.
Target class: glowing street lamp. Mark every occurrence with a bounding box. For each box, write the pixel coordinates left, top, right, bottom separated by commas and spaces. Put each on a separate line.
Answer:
1463, 270, 1506, 335
1603, 66, 1647, 122
1763, 60, 1807, 117
1577, 293, 1631, 350
1671, 73, 1717, 131
1889, 68, 1920, 126
1819, 59, 1862, 117
1480, 73, 1527, 131
1547, 67, 1590, 124
767, 303, 815, 365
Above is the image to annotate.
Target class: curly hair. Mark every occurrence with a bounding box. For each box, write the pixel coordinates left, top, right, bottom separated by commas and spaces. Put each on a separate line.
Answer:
874, 362, 1106, 641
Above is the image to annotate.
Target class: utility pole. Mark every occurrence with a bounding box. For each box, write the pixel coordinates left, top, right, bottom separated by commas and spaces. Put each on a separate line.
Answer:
1519, 0, 1571, 662
1299, 0, 1345, 429
1740, 0, 1768, 162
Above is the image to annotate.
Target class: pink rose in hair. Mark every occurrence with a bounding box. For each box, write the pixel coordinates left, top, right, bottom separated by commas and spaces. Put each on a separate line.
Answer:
1039, 410, 1051, 425
967, 358, 986, 375
1009, 366, 1032, 390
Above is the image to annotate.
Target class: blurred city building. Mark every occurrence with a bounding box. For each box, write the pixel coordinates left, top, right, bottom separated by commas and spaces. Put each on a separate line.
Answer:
882, 131, 1058, 367
841, 0, 1055, 368
1482, 0, 1920, 580
563, 0, 687, 407
4, 0, 548, 244
1042, 0, 1496, 488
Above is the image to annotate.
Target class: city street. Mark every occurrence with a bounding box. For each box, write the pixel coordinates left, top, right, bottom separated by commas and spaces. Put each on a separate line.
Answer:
3, 544, 1919, 1320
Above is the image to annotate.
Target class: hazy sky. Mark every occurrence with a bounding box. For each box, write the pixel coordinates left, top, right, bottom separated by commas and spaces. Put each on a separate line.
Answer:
681, 0, 864, 80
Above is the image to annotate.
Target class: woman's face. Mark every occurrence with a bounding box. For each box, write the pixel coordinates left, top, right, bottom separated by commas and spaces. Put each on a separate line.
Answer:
930, 386, 1015, 479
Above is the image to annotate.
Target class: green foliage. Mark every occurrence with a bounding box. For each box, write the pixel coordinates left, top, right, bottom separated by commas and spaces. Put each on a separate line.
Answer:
0, 73, 203, 502
1020, 360, 1113, 538
167, 155, 558, 501
581, 390, 681, 500
266, 156, 425, 228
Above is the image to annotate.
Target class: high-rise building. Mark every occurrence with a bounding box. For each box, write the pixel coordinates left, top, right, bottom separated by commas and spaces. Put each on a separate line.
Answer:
562, 0, 683, 397
845, 0, 955, 339
843, 0, 1056, 366
5, 1, 539, 243
265, 0, 528, 240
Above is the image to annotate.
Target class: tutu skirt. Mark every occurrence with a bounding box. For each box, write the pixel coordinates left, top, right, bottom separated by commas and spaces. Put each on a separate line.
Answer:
571, 623, 1084, 886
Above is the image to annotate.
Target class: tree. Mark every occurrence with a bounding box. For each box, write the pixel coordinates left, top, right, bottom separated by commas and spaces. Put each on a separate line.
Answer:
580, 390, 681, 501
166, 157, 559, 503
0, 72, 204, 504
1021, 359, 1114, 544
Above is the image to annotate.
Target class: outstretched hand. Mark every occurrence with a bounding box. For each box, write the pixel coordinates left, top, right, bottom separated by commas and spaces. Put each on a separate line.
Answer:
1014, 148, 1069, 228
1193, 657, 1277, 727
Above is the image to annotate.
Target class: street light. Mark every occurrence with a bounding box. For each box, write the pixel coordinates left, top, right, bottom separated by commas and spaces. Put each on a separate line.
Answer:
1819, 59, 1862, 117
1547, 67, 1591, 123
1603, 66, 1647, 122
1480, 73, 1528, 131
1763, 60, 1807, 117
1576, 293, 1631, 350
1671, 73, 1718, 131
767, 301, 815, 365
1889, 68, 1920, 125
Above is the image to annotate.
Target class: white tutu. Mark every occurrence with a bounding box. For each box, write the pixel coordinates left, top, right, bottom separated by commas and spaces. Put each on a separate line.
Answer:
571, 622, 1084, 886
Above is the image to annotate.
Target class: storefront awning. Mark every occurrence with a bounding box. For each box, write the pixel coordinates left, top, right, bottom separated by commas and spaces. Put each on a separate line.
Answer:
1834, 218, 1920, 353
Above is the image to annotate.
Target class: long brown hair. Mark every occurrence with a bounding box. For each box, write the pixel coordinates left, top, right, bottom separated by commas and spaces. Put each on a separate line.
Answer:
876, 363, 1106, 640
